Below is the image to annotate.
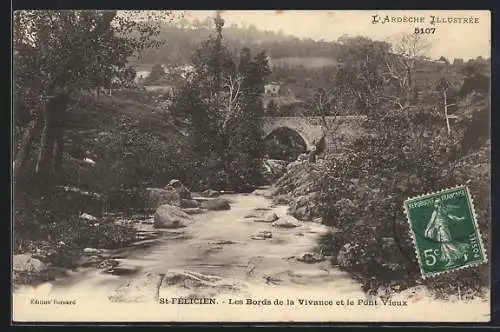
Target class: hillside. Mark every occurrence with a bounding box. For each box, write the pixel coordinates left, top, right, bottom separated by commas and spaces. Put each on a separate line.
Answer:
131, 22, 343, 67
60, 94, 192, 210
132, 22, 490, 117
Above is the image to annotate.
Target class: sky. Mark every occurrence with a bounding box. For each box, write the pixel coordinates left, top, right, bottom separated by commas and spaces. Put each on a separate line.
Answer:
179, 10, 491, 61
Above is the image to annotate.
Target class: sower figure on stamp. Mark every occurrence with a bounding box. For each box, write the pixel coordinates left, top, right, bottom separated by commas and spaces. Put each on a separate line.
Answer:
424, 198, 469, 267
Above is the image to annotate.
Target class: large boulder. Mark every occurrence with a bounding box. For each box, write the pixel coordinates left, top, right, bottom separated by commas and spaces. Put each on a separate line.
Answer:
160, 270, 245, 296
261, 159, 288, 182
83, 247, 101, 255
253, 212, 279, 223
200, 198, 231, 211
182, 207, 207, 215
250, 230, 273, 240
145, 187, 181, 211
272, 215, 302, 228
166, 179, 191, 199
13, 254, 49, 285
153, 204, 194, 229
13, 254, 47, 273
201, 189, 220, 198
296, 252, 325, 263
180, 198, 200, 208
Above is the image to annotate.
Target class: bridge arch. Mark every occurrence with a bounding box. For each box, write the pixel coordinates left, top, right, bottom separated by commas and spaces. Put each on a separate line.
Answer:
261, 115, 367, 153
262, 116, 328, 151
262, 127, 309, 161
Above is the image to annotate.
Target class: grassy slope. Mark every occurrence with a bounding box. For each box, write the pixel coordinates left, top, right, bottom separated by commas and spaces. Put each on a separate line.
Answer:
61, 94, 191, 198
66, 95, 186, 143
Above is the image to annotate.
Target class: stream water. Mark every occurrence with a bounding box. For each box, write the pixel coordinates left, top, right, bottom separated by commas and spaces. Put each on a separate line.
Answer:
46, 191, 362, 297
13, 190, 490, 322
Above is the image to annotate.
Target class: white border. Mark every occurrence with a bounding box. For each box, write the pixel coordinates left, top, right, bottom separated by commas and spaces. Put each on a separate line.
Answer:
403, 185, 488, 279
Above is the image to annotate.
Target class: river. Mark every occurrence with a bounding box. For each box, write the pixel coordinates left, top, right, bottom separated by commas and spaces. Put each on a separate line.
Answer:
12, 189, 490, 322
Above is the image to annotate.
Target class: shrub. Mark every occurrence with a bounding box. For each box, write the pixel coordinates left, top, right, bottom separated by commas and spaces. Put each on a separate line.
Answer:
48, 217, 136, 250
318, 102, 490, 296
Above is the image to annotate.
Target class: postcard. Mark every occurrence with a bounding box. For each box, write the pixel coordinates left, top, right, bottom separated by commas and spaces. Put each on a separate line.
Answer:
12, 9, 491, 322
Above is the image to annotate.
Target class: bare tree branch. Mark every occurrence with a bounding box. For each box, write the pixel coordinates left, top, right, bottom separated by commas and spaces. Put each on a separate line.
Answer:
221, 74, 242, 131
384, 33, 432, 109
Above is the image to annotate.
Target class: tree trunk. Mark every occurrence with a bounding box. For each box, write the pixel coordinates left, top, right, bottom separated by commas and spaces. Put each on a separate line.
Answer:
53, 132, 64, 173
444, 89, 451, 134
13, 113, 42, 176
406, 68, 412, 107
35, 94, 68, 178
35, 111, 56, 177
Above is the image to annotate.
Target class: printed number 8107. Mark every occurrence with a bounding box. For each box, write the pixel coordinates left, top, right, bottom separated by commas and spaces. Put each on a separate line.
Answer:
415, 27, 436, 34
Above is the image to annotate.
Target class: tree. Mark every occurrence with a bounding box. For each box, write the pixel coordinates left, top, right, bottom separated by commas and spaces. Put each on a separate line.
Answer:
436, 78, 455, 134
178, 17, 189, 30
188, 12, 235, 159
172, 14, 271, 190
459, 59, 490, 96
225, 47, 271, 188
13, 10, 166, 181
313, 87, 353, 129
438, 56, 450, 65
384, 33, 431, 110
336, 36, 389, 113
191, 13, 233, 102
144, 63, 166, 85
222, 73, 242, 127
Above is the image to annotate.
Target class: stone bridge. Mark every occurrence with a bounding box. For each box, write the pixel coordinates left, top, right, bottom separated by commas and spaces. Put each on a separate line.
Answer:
262, 116, 367, 151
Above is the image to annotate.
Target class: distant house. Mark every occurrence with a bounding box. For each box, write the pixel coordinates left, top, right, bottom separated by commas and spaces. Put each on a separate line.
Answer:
265, 83, 280, 96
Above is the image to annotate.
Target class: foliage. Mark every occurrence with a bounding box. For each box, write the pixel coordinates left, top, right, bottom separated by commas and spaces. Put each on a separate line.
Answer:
56, 95, 195, 211
13, 10, 166, 180
143, 63, 166, 85
13, 11, 172, 264
170, 14, 271, 191
14, 184, 136, 255
49, 218, 136, 250
335, 36, 389, 112
282, 35, 493, 297
459, 59, 490, 96
317, 99, 490, 296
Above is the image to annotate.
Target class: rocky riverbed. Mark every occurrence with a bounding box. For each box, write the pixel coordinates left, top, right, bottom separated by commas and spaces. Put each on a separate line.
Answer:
13, 187, 490, 322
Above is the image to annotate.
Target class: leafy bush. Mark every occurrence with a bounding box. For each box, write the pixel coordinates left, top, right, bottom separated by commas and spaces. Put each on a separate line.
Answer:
14, 184, 136, 263
318, 101, 490, 296
48, 217, 136, 250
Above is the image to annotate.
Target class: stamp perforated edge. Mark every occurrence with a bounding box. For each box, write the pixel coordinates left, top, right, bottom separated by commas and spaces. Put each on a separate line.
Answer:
402, 184, 488, 279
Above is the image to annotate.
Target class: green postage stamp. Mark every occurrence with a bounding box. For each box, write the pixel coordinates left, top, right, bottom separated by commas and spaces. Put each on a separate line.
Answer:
404, 185, 487, 278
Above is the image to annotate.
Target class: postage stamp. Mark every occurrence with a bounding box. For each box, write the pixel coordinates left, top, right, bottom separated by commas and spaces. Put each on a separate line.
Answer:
404, 185, 487, 278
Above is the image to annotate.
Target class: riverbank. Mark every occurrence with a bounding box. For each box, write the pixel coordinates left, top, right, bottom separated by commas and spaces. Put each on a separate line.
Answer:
13, 189, 490, 322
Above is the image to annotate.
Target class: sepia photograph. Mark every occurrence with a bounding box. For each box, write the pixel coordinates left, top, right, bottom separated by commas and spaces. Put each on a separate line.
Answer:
12, 10, 491, 322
